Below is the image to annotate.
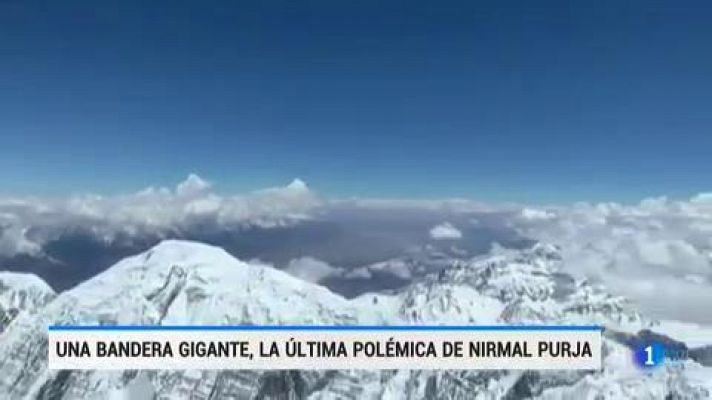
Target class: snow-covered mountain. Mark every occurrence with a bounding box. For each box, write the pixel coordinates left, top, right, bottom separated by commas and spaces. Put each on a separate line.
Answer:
0, 272, 56, 332
0, 240, 710, 399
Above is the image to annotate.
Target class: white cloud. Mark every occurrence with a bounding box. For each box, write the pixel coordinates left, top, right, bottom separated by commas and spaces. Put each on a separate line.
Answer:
691, 192, 712, 204
343, 259, 413, 280
507, 194, 712, 323
0, 174, 321, 257
343, 267, 373, 280
175, 173, 211, 197
520, 208, 556, 221
283, 257, 340, 283
429, 222, 462, 240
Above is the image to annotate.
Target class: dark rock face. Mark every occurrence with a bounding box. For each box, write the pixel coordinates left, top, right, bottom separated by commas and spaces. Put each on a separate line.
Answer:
607, 328, 688, 353
689, 346, 712, 367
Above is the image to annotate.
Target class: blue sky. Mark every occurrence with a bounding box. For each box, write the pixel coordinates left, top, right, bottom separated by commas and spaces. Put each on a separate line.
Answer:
1, 1, 711, 203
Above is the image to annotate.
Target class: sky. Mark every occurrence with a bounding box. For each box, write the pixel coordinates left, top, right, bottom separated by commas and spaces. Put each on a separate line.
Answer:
1, 1, 711, 203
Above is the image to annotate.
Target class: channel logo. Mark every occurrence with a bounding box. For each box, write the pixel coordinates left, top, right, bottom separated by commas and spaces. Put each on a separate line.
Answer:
633, 342, 666, 369
633, 341, 689, 370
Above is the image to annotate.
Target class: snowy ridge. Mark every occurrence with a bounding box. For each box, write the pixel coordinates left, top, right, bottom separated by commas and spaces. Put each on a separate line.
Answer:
0, 240, 710, 399
0, 272, 56, 332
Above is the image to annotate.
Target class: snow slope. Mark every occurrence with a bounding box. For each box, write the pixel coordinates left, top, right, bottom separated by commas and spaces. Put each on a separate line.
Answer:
0, 240, 710, 399
0, 272, 56, 332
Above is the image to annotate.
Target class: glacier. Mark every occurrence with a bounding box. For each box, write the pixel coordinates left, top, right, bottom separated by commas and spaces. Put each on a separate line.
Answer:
0, 240, 710, 399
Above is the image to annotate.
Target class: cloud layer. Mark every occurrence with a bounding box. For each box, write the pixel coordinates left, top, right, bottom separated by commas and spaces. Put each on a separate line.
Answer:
0, 175, 321, 257
508, 195, 712, 323
1, 176, 711, 324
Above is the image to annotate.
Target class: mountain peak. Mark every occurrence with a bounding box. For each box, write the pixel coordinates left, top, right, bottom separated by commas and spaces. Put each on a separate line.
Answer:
142, 239, 237, 264
0, 271, 54, 296
0, 271, 56, 331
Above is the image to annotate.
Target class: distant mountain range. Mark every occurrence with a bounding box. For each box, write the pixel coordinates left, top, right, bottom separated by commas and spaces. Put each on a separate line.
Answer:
0, 240, 710, 399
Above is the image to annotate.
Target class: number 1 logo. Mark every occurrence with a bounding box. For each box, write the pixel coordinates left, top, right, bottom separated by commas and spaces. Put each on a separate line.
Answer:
635, 343, 665, 369
644, 346, 654, 366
